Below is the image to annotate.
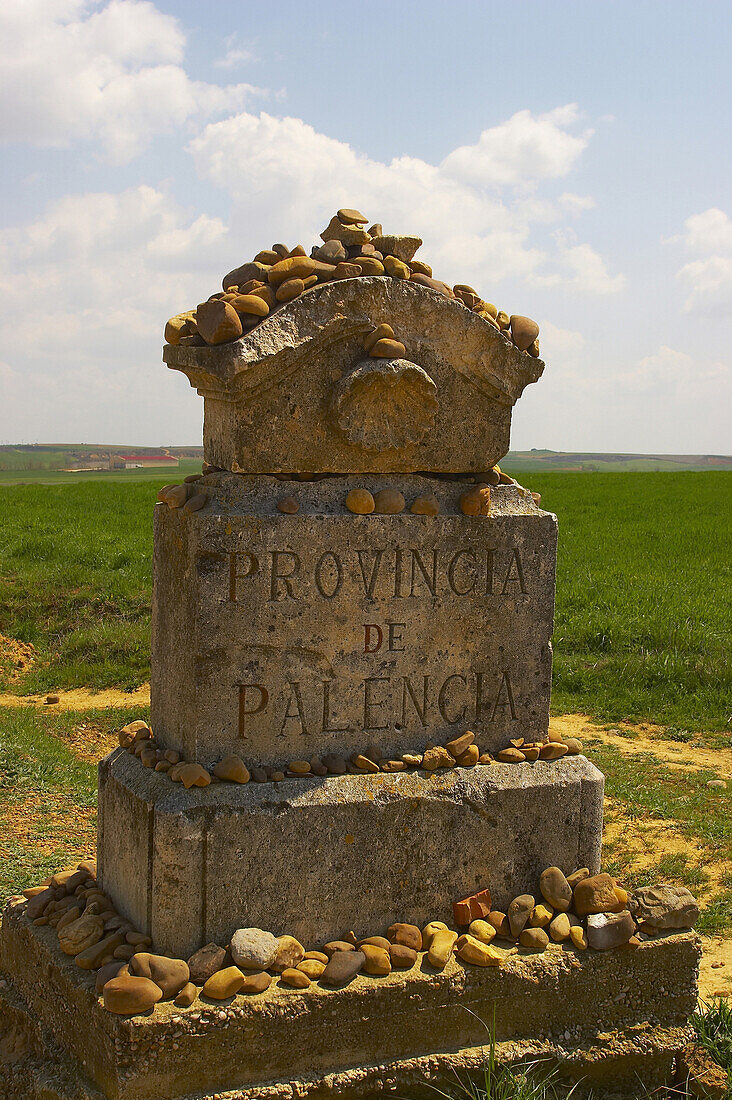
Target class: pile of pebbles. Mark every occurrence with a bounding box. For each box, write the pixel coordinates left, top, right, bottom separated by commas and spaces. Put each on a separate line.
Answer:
164, 208, 540, 357
117, 723, 583, 789
14, 859, 698, 1019
155, 465, 542, 520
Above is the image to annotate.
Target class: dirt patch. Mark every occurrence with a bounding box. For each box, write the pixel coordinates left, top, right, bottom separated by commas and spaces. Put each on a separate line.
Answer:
699, 935, 732, 1000
0, 796, 96, 860
550, 714, 732, 780
0, 634, 36, 685
0, 684, 150, 710
51, 721, 118, 763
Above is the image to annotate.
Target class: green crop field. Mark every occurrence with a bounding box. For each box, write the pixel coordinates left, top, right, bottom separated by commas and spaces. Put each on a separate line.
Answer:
0, 470, 729, 731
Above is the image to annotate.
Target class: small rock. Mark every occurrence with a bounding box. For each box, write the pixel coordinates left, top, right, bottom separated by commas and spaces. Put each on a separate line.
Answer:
410, 493, 440, 516
487, 911, 512, 938
387, 923, 422, 951
371, 235, 422, 262
128, 953, 189, 1001
228, 293, 270, 318
456, 745, 480, 767
45, 694, 60, 705
351, 753, 380, 773
549, 913, 572, 942
288, 760, 311, 776
75, 931, 125, 970
103, 975, 162, 1015
467, 919, 496, 945
332, 261, 363, 280
707, 779, 727, 789
358, 935, 391, 951
322, 753, 347, 775
179, 763, 211, 789
364, 323, 395, 352
277, 496, 299, 515
275, 277, 305, 302
337, 208, 368, 225
213, 755, 250, 784
345, 488, 375, 515
313, 240, 347, 264
389, 943, 418, 969
409, 272, 453, 296
310, 755, 328, 776
530, 904, 553, 928
360, 944, 391, 976
187, 943, 227, 985
630, 885, 699, 930
202, 966, 246, 1000
401, 753, 423, 767
369, 338, 407, 358
509, 315, 540, 352
381, 759, 407, 772
460, 487, 491, 516
230, 928, 279, 971
58, 912, 104, 956
540, 867, 573, 912
321, 950, 365, 987
251, 767, 268, 783
323, 940, 355, 957
354, 256, 385, 276
519, 927, 549, 951
574, 874, 624, 916
174, 982, 198, 1007
373, 489, 405, 515
427, 930, 458, 969
304, 950, 329, 964
456, 934, 504, 967
268, 256, 317, 286
508, 895, 535, 938
422, 745, 456, 771
409, 259, 432, 276
567, 868, 590, 889
297, 959, 326, 980
320, 216, 370, 246
280, 967, 311, 988
195, 300, 242, 346
446, 731, 475, 758
271, 935, 305, 973
384, 255, 411, 279
586, 911, 635, 950
540, 742, 568, 760
95, 960, 125, 995
421, 921, 449, 948
570, 926, 588, 950
240, 971, 272, 995
496, 747, 526, 763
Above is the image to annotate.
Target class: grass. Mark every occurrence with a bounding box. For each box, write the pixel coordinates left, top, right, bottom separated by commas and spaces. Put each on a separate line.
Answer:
2, 470, 730, 730
0, 705, 144, 899
693, 999, 732, 1087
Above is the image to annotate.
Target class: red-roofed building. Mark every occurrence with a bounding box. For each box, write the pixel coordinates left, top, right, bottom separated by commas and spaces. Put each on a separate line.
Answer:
121, 454, 179, 469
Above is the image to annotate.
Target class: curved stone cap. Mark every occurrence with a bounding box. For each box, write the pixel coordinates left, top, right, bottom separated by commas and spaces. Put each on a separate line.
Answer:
163, 277, 545, 473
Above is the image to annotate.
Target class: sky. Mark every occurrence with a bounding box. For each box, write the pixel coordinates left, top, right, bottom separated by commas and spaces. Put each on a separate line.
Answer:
1, 0, 731, 454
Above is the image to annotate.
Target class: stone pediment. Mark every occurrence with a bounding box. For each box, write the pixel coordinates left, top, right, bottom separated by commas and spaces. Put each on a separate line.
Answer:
164, 278, 544, 473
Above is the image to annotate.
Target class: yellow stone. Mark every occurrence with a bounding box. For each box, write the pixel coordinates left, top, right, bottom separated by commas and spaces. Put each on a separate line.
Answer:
164, 311, 196, 345
360, 944, 391, 976
345, 489, 375, 515
275, 277, 305, 302
228, 293, 270, 317
530, 904, 553, 928
373, 489, 405, 514
213, 755, 250, 784
570, 926, 587, 951
280, 967, 310, 988
427, 929, 458, 969
364, 323, 395, 352
422, 921, 449, 948
267, 256, 317, 286
297, 959, 326, 979
467, 920, 496, 946
460, 487, 491, 516
368, 337, 406, 358
384, 254, 410, 279
456, 935, 504, 967
549, 913, 571, 942
202, 966, 246, 1000
410, 493, 440, 516
179, 763, 211, 788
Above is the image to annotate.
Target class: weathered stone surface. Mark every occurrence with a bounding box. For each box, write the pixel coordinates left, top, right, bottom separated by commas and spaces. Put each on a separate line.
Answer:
230, 928, 278, 971
0, 911, 701, 1100
630, 885, 700, 929
149, 474, 557, 767
586, 911, 635, 950
187, 942, 226, 984
163, 279, 544, 474
98, 749, 602, 958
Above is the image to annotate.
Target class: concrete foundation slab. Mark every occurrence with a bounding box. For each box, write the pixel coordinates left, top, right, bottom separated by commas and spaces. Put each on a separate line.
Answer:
98, 749, 603, 959
0, 908, 700, 1100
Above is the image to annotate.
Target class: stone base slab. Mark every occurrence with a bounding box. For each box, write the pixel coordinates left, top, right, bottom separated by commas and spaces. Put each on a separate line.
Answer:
98, 749, 604, 958
1, 910, 700, 1100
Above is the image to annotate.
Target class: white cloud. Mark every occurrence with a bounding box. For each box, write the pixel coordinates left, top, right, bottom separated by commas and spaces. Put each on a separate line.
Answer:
0, 0, 265, 162
672, 207, 732, 315
215, 33, 257, 68
189, 107, 617, 295
440, 105, 592, 188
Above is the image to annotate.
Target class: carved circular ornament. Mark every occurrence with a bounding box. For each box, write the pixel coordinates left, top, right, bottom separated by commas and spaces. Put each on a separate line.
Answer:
330, 357, 438, 452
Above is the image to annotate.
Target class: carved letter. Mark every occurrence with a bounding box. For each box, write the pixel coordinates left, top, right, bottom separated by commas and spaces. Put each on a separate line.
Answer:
238, 683, 268, 737
314, 551, 343, 599
356, 549, 384, 599
501, 548, 527, 594
269, 551, 301, 601
438, 674, 468, 724
393, 548, 404, 598
364, 624, 383, 653
409, 550, 438, 596
322, 679, 349, 733
491, 671, 517, 720
387, 622, 406, 652
447, 549, 476, 596
363, 677, 391, 730
229, 552, 259, 601
401, 676, 429, 727
281, 681, 309, 734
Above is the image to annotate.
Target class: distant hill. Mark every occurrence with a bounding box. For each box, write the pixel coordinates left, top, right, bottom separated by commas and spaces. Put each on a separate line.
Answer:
0, 443, 729, 479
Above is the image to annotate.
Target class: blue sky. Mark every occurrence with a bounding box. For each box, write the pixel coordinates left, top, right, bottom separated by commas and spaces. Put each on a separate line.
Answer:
1, 0, 731, 452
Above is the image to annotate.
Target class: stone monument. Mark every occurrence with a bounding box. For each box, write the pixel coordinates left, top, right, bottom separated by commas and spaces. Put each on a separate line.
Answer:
0, 210, 701, 1100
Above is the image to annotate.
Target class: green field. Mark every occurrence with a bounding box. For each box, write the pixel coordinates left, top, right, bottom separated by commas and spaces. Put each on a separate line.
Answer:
0, 470, 729, 730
